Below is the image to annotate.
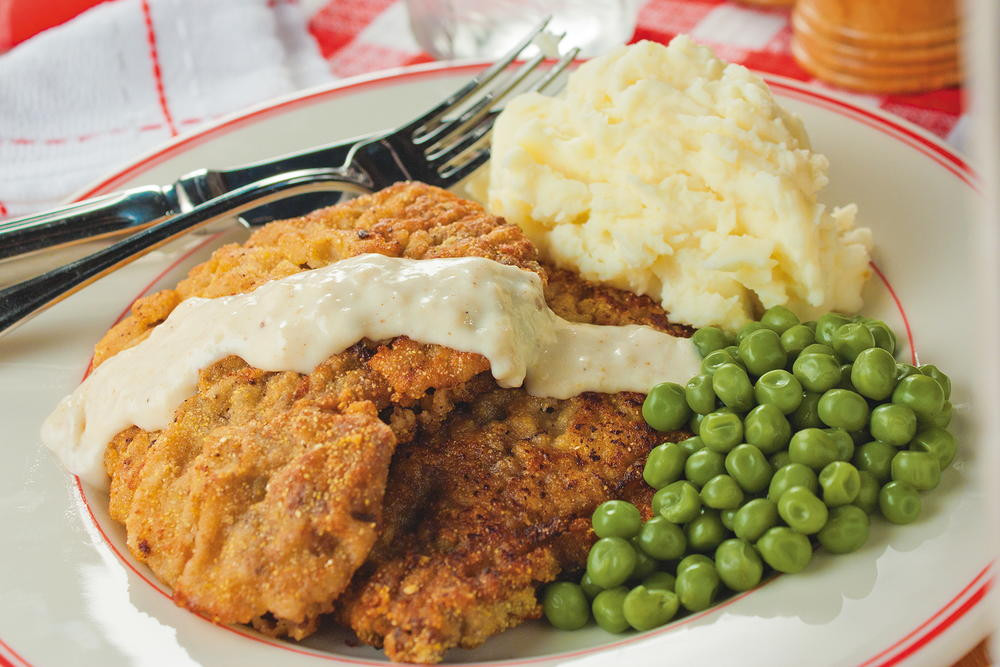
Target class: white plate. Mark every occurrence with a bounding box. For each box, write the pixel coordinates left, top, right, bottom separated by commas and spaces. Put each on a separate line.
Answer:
0, 63, 990, 667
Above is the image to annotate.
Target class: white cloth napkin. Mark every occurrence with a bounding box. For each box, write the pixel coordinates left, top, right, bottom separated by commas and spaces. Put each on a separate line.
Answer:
0, 0, 333, 220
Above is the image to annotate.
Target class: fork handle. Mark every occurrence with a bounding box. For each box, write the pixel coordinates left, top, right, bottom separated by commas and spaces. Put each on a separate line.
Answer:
0, 168, 370, 336
0, 186, 182, 262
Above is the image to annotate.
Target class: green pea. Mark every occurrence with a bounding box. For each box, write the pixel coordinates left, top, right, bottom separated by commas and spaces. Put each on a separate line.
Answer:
675, 561, 720, 612
736, 321, 768, 344
712, 363, 755, 413
803, 320, 818, 332
793, 353, 842, 393
580, 572, 604, 600
677, 554, 714, 575
592, 500, 642, 539
702, 348, 739, 376
868, 404, 917, 447
760, 305, 799, 334
692, 326, 732, 357
789, 428, 839, 471
700, 411, 744, 453
832, 322, 875, 362
817, 389, 869, 431
732, 497, 779, 542
891, 451, 941, 491
768, 462, 819, 501
738, 328, 788, 377
714, 538, 764, 592
643, 382, 692, 432
896, 363, 920, 381
919, 364, 952, 400
837, 364, 856, 391
769, 450, 791, 469
756, 526, 813, 573
677, 435, 706, 456
622, 585, 679, 631
744, 404, 792, 454
724, 345, 741, 359
801, 343, 836, 357
892, 374, 945, 421
587, 537, 638, 588
854, 440, 897, 482
642, 571, 676, 592
591, 587, 629, 633
636, 516, 687, 560
777, 486, 829, 534
851, 347, 898, 400
685, 374, 717, 415
630, 540, 659, 581
686, 509, 727, 552
850, 428, 872, 446
725, 444, 773, 493
818, 461, 862, 506
654, 480, 702, 523
790, 391, 824, 429
754, 370, 802, 416
853, 470, 880, 514
720, 508, 738, 530
780, 324, 815, 357
826, 428, 855, 461
689, 412, 704, 435
879, 480, 921, 524
818, 505, 870, 554
685, 449, 726, 488
910, 426, 957, 468
865, 320, 897, 355
543, 582, 590, 630
700, 474, 745, 510
815, 312, 853, 346
643, 443, 688, 489
926, 401, 953, 429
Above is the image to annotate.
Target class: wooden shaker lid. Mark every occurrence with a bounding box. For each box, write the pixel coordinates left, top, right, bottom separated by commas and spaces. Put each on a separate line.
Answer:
792, 0, 962, 93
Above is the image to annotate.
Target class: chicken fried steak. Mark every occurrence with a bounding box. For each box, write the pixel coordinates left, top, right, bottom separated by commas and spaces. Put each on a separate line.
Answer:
338, 269, 690, 664
99, 182, 540, 636
95, 181, 690, 660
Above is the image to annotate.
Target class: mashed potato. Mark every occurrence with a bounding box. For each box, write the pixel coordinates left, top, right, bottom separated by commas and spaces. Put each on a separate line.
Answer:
477, 36, 872, 331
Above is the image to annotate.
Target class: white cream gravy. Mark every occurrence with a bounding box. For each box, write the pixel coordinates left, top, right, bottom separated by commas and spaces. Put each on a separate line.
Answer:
41, 254, 701, 489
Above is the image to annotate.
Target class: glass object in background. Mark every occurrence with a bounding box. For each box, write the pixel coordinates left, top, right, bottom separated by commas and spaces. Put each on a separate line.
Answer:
405, 0, 641, 60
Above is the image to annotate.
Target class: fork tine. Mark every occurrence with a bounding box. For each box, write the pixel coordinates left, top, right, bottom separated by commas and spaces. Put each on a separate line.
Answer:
401, 16, 552, 135
433, 46, 580, 174
438, 142, 491, 185
427, 111, 498, 165
418, 51, 547, 149
529, 44, 579, 96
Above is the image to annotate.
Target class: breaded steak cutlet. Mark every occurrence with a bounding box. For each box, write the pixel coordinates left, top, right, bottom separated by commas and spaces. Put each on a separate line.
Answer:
338, 268, 690, 664
95, 181, 691, 660
99, 183, 541, 637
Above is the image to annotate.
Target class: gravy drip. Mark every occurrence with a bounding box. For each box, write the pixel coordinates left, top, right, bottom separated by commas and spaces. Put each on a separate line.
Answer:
41, 254, 701, 488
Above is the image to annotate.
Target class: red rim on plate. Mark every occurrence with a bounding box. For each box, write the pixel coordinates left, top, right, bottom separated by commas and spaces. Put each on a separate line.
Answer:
6, 62, 989, 667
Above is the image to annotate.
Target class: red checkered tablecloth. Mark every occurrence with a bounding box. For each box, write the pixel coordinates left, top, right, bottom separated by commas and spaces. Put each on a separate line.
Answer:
307, 0, 966, 144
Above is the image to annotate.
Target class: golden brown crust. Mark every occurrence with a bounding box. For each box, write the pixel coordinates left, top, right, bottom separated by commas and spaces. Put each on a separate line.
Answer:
339, 390, 665, 663
543, 267, 693, 336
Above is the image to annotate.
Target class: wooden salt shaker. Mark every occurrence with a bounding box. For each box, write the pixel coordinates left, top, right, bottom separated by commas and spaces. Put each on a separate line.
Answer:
791, 0, 961, 93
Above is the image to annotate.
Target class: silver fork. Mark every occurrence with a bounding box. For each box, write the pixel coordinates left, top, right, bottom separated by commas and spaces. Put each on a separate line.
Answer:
0, 24, 579, 335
